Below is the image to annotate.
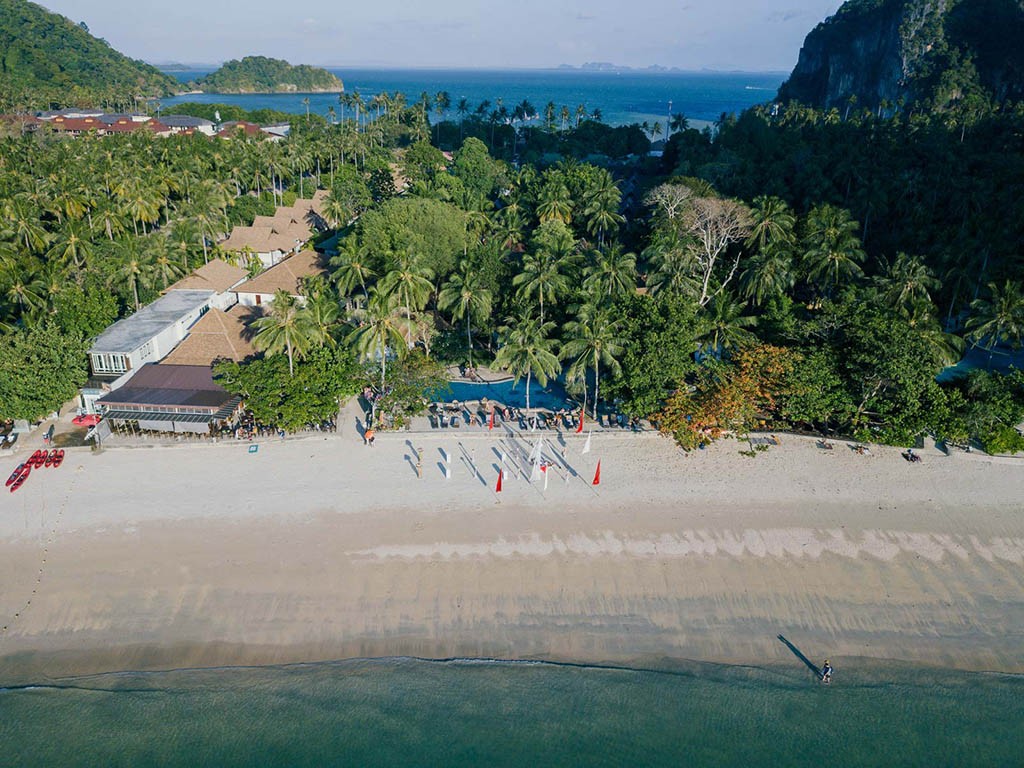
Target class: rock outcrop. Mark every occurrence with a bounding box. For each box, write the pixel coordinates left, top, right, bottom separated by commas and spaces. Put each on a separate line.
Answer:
778, 0, 1024, 112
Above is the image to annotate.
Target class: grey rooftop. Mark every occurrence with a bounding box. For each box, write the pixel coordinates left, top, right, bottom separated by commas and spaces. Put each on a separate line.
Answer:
160, 114, 216, 127
90, 290, 214, 354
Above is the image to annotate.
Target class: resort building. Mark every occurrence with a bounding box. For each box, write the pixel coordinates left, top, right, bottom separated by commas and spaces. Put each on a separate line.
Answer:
87, 290, 215, 377
161, 306, 257, 367
232, 250, 325, 308
160, 115, 217, 136
165, 259, 249, 310
95, 363, 242, 435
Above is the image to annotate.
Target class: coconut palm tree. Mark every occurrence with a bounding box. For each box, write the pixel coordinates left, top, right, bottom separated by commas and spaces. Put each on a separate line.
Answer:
347, 288, 414, 390
873, 252, 940, 313
0, 259, 46, 320
801, 204, 866, 291
583, 245, 637, 299
739, 248, 795, 306
966, 280, 1024, 352
379, 252, 434, 321
536, 181, 574, 224
330, 239, 378, 303
252, 290, 316, 377
695, 294, 757, 357
644, 239, 698, 298
494, 312, 561, 413
514, 251, 569, 323
745, 195, 796, 253
111, 238, 155, 311
582, 170, 624, 245
561, 302, 624, 419
438, 260, 493, 368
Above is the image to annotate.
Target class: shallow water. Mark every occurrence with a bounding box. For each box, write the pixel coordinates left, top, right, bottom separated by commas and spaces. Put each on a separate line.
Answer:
161, 68, 785, 127
3, 658, 1020, 767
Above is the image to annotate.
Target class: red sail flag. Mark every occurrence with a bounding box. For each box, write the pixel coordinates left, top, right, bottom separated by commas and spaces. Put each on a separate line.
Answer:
576, 412, 584, 434
488, 409, 494, 430
495, 469, 503, 493
592, 460, 601, 486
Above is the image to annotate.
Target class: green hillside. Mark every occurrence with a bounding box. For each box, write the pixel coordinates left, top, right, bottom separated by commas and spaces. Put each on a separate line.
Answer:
0, 0, 179, 100
195, 56, 343, 93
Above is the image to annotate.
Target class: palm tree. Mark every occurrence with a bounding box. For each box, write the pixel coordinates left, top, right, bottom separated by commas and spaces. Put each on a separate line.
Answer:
251, 290, 316, 377
111, 238, 154, 311
1, 259, 46, 320
670, 113, 689, 134
379, 252, 434, 321
494, 312, 561, 413
644, 239, 698, 298
966, 281, 1024, 353
536, 181, 573, 224
873, 252, 940, 313
561, 303, 624, 419
438, 260, 493, 368
331, 239, 378, 303
801, 204, 866, 291
347, 288, 414, 390
739, 248, 795, 306
304, 287, 341, 347
746, 195, 796, 253
514, 251, 569, 323
582, 170, 624, 245
695, 294, 757, 357
584, 246, 637, 299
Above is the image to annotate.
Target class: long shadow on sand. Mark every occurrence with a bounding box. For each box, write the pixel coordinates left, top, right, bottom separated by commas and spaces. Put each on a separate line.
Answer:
777, 634, 823, 679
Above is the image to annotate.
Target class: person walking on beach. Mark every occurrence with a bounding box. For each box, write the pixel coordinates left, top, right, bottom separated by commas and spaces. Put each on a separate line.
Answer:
364, 427, 375, 447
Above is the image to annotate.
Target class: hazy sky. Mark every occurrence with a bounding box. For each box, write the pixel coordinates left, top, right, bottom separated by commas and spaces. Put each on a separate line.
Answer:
39, 1, 841, 70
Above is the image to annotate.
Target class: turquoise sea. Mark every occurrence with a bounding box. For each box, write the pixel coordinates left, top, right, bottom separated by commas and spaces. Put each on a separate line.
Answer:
3, 657, 1021, 767
160, 68, 785, 127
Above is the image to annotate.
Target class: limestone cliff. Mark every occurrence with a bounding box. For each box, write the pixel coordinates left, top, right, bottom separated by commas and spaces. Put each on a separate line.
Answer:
778, 0, 1024, 112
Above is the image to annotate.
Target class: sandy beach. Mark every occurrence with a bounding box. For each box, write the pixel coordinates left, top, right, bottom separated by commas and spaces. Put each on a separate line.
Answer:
1, 427, 1022, 684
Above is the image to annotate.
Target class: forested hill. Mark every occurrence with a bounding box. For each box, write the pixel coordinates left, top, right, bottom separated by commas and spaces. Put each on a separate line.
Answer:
777, 0, 1024, 113
194, 57, 344, 93
0, 0, 179, 97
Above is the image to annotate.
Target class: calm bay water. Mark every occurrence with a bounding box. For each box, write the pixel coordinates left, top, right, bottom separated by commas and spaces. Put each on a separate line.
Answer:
160, 68, 784, 127
3, 657, 1020, 767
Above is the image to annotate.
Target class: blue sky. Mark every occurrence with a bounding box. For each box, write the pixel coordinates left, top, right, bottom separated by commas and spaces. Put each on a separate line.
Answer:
40, 1, 842, 70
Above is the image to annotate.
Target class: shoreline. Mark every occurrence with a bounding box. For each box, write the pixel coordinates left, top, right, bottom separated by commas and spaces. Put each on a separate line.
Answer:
2, 433, 1022, 685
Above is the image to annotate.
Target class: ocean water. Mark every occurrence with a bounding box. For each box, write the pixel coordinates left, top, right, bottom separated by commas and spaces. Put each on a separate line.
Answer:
2, 658, 1020, 767
160, 68, 784, 127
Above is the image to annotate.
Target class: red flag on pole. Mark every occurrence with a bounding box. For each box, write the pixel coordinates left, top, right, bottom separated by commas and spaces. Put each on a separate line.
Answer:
576, 411, 584, 434
488, 409, 494, 430
592, 460, 601, 486
495, 469, 503, 493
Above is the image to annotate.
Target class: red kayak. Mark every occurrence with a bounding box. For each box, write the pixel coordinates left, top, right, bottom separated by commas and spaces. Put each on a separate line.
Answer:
33, 450, 47, 469
44, 449, 58, 468
5, 462, 25, 487
52, 449, 65, 468
9, 464, 29, 492
28, 449, 43, 468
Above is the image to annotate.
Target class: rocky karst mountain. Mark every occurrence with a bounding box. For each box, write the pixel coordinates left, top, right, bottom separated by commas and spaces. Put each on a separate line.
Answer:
778, 0, 1024, 113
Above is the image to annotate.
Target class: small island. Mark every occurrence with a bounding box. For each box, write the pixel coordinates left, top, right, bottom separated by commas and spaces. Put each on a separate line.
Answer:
193, 56, 343, 93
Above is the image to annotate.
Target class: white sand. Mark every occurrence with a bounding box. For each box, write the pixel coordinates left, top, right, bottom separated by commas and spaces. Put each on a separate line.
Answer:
1, 429, 1022, 682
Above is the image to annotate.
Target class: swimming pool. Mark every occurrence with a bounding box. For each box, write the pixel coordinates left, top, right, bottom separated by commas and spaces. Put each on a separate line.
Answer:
431, 379, 574, 411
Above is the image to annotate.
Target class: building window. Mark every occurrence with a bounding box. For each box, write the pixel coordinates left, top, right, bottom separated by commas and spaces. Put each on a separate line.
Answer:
91, 353, 128, 374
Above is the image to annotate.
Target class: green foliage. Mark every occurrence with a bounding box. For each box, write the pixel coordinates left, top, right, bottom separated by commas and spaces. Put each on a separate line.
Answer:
195, 57, 343, 93
357, 197, 468, 277
0, 0, 178, 104
960, 370, 1024, 453
368, 352, 447, 429
452, 138, 500, 199
50, 277, 120, 341
0, 324, 88, 420
606, 294, 700, 417
214, 345, 359, 431
401, 140, 446, 185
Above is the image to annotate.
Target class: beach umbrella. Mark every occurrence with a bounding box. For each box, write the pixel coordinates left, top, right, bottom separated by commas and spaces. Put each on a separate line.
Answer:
592, 460, 601, 486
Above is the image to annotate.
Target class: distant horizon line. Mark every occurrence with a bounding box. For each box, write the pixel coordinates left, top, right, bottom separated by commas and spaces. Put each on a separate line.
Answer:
152, 62, 790, 76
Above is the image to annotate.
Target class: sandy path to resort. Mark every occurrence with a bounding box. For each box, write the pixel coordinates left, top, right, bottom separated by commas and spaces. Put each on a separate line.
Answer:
1, 429, 1022, 682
